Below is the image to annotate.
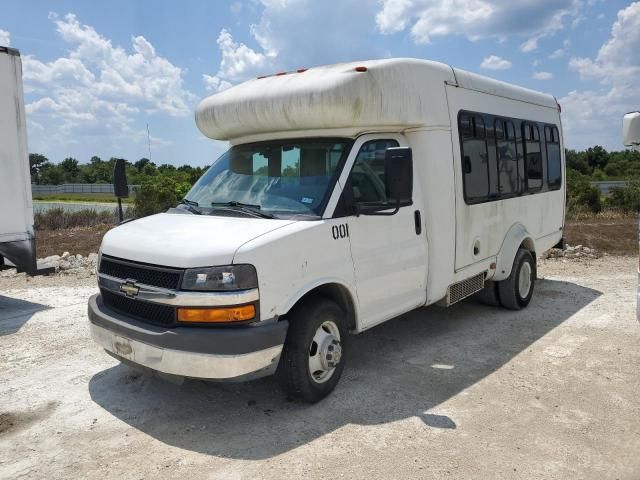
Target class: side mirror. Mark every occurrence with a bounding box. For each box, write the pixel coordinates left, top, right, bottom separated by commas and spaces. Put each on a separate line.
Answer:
113, 159, 129, 222
113, 159, 129, 198
623, 112, 640, 147
385, 147, 413, 204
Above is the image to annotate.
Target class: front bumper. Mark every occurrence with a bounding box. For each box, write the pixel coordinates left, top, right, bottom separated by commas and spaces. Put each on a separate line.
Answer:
88, 294, 288, 380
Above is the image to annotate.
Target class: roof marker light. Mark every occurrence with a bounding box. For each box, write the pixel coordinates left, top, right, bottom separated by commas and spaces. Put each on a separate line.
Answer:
257, 75, 268, 79
354, 66, 368, 72
276, 71, 287, 76
297, 68, 308, 73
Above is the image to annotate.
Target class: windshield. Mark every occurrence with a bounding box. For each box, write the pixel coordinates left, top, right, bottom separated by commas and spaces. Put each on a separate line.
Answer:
185, 138, 352, 217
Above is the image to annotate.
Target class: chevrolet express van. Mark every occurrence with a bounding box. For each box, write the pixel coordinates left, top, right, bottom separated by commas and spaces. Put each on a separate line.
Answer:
88, 58, 565, 402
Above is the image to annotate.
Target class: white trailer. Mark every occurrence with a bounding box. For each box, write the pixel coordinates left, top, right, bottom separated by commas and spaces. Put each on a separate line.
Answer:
0, 46, 41, 275
88, 58, 565, 402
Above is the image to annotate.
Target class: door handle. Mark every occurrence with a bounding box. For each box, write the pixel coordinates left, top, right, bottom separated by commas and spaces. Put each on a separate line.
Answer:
414, 210, 422, 235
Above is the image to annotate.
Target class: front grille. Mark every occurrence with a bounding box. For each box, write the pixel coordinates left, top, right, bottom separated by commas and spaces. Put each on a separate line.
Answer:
101, 289, 176, 327
99, 256, 183, 290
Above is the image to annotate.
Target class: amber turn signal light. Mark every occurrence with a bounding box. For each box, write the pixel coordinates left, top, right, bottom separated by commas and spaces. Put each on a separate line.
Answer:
177, 305, 256, 323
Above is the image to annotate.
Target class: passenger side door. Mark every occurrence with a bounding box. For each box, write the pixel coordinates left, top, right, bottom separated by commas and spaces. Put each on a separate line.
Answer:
335, 135, 427, 330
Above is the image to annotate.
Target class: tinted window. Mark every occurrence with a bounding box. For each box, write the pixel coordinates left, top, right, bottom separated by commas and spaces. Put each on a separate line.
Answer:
546, 126, 562, 189
495, 119, 518, 195
460, 114, 489, 202
523, 123, 542, 190
349, 139, 399, 203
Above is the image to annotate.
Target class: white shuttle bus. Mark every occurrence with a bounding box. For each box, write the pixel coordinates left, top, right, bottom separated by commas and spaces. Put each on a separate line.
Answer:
88, 59, 565, 402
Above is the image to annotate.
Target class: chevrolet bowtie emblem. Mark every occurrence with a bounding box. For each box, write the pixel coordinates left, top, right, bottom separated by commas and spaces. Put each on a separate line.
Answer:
119, 280, 140, 298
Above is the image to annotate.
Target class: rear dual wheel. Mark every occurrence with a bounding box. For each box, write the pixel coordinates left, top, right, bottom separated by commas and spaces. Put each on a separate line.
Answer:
478, 248, 536, 310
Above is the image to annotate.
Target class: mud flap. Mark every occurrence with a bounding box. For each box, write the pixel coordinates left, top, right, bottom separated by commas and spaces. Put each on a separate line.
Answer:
0, 237, 54, 275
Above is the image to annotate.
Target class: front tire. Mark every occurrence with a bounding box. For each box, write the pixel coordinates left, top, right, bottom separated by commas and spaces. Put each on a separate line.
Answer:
277, 298, 347, 403
498, 248, 536, 310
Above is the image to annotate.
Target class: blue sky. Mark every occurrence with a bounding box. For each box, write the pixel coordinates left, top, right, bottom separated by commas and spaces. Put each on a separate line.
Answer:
1, 0, 638, 166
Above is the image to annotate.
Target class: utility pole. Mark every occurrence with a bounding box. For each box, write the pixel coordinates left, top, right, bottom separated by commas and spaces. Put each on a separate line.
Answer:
146, 123, 152, 162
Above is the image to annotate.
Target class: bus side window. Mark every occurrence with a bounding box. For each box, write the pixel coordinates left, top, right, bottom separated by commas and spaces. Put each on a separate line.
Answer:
495, 119, 518, 196
523, 123, 542, 191
460, 114, 489, 203
546, 126, 562, 189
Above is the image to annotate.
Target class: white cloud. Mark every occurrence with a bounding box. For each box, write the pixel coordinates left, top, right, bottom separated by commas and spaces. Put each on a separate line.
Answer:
201, 28, 273, 92
549, 48, 565, 59
375, 0, 581, 45
216, 28, 272, 79
203, 0, 382, 91
22, 13, 194, 154
202, 74, 232, 92
230, 1, 243, 15
533, 71, 553, 80
561, 2, 640, 149
520, 36, 539, 53
0, 28, 10, 46
480, 55, 512, 70
548, 39, 570, 59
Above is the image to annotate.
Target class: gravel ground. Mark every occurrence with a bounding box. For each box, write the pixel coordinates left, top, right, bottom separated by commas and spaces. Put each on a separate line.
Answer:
0, 256, 639, 479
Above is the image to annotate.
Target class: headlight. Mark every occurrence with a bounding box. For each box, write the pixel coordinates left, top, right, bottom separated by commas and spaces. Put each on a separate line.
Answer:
181, 264, 258, 291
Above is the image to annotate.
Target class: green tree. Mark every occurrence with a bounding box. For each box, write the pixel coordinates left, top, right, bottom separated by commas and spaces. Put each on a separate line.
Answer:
158, 164, 176, 173
175, 182, 191, 201
82, 156, 116, 183
565, 149, 590, 175
39, 163, 65, 185
135, 158, 153, 172
607, 180, 640, 212
584, 145, 609, 171
134, 176, 178, 217
60, 157, 80, 181
566, 169, 601, 215
29, 153, 50, 184
142, 162, 158, 176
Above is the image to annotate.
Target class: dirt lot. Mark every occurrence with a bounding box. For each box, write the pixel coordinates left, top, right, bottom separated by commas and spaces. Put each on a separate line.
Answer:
35, 224, 112, 258
0, 256, 638, 479
565, 216, 637, 255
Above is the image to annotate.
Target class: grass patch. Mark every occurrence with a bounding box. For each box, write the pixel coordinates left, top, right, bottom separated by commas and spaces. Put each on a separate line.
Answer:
34, 208, 135, 230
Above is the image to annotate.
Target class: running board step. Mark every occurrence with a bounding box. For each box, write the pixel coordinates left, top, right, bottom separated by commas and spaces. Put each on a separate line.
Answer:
443, 272, 485, 306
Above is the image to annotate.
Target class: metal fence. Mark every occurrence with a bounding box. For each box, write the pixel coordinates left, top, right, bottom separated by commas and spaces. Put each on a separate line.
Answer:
32, 184, 139, 195
590, 181, 630, 196
31, 181, 631, 196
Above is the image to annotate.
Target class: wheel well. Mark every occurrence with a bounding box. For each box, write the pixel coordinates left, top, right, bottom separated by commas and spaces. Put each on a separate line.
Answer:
284, 283, 357, 332
520, 238, 536, 258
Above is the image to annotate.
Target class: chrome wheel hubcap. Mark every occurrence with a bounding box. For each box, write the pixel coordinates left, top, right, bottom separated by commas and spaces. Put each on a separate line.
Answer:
518, 262, 532, 298
308, 320, 341, 384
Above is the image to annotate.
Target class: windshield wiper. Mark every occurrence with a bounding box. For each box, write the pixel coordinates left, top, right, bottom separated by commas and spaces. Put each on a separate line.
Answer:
211, 201, 276, 219
179, 199, 202, 215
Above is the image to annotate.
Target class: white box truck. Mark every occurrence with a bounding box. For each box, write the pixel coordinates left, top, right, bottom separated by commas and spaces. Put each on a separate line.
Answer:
88, 58, 565, 402
624, 111, 640, 151
0, 46, 43, 275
